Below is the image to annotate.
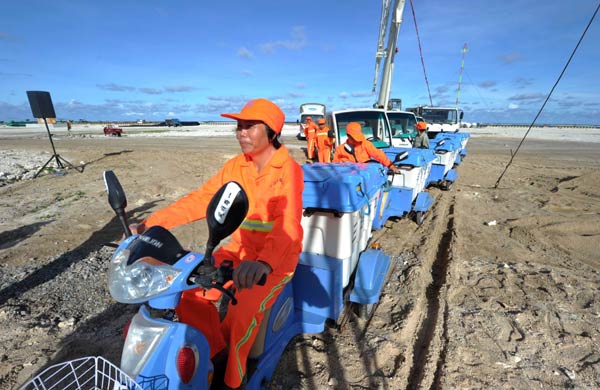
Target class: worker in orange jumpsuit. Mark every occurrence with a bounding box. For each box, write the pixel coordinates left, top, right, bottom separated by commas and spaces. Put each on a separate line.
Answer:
315, 118, 334, 163
130, 98, 304, 389
303, 116, 318, 161
333, 122, 400, 173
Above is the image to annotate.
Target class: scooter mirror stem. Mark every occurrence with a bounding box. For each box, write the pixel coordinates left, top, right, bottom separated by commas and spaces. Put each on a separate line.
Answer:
202, 242, 215, 266
117, 209, 132, 237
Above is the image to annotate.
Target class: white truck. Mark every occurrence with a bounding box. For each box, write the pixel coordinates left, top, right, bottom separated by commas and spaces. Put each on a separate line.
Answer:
406, 106, 464, 133
297, 103, 326, 140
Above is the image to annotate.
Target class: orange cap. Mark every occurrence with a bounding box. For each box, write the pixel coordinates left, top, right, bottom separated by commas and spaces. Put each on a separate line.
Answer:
416, 121, 427, 131
345, 122, 365, 142
317, 118, 326, 125
221, 98, 285, 134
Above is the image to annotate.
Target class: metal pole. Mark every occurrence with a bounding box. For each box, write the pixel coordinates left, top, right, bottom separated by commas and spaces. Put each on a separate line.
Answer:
43, 117, 64, 168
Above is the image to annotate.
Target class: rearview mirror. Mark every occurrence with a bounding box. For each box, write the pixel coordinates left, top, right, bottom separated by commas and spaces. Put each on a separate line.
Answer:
103, 170, 127, 212
103, 170, 132, 237
203, 181, 249, 264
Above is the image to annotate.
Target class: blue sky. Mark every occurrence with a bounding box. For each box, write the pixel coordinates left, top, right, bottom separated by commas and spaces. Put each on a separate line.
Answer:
1, 0, 599, 124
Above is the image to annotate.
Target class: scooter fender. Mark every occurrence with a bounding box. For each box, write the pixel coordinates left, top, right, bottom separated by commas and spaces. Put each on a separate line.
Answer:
444, 169, 458, 183
349, 249, 390, 305
427, 163, 446, 184
454, 154, 462, 165
129, 306, 213, 390
413, 191, 433, 213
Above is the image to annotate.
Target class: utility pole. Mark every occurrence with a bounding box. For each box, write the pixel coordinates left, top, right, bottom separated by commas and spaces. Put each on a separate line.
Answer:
456, 43, 468, 109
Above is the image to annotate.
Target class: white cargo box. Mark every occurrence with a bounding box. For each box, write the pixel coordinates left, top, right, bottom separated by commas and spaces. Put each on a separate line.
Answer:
301, 163, 387, 287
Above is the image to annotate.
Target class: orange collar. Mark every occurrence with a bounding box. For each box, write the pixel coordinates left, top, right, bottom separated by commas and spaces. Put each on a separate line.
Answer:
241, 145, 289, 168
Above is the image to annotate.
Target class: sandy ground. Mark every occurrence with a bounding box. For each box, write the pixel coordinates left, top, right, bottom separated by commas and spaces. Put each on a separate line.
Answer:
0, 125, 599, 389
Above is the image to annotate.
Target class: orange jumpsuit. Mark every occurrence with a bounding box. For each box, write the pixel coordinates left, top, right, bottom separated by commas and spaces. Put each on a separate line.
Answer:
333, 139, 393, 167
304, 121, 318, 160
316, 125, 334, 163
142, 145, 304, 388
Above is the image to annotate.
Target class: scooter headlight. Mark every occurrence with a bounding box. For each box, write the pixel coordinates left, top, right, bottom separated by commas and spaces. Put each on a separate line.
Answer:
108, 248, 181, 303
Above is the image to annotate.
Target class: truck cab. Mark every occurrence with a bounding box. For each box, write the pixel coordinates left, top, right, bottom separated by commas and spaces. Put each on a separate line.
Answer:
329, 108, 412, 149
387, 98, 402, 111
387, 110, 418, 146
406, 106, 463, 133
298, 103, 326, 140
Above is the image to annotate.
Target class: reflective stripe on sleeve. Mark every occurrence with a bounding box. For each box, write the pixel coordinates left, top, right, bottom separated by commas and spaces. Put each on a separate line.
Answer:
240, 218, 274, 233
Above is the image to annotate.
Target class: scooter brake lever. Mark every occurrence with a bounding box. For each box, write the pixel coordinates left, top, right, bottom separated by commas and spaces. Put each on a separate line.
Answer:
190, 263, 218, 287
257, 273, 266, 286
212, 284, 238, 306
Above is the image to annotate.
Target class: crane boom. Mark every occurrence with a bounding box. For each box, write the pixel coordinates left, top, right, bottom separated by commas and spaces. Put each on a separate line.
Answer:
372, 0, 392, 93
374, 0, 406, 109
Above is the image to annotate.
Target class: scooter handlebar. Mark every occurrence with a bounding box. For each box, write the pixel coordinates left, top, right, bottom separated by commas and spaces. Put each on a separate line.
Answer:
190, 260, 267, 305
220, 262, 267, 286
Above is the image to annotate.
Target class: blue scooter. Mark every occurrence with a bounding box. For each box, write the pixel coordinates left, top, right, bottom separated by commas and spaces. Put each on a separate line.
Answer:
103, 170, 298, 390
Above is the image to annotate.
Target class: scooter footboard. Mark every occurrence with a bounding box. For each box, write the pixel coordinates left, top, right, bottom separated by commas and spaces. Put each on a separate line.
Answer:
293, 252, 344, 328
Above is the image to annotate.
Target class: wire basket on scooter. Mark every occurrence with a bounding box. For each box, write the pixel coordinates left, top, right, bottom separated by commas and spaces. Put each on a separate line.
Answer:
19, 356, 143, 390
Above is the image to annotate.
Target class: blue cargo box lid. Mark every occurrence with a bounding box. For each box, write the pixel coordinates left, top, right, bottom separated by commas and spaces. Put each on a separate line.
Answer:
432, 131, 471, 140
302, 163, 387, 212
384, 147, 436, 167
430, 136, 462, 152
430, 132, 470, 144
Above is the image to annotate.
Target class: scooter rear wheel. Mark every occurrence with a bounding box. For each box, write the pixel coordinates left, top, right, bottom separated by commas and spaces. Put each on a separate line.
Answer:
355, 302, 375, 320
414, 211, 425, 226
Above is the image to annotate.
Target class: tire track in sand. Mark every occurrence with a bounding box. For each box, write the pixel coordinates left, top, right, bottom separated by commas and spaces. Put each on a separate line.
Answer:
406, 194, 455, 389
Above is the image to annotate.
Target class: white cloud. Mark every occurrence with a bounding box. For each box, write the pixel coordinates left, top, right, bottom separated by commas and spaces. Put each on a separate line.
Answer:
259, 26, 307, 54
164, 85, 196, 92
237, 47, 254, 59
508, 103, 519, 109
498, 52, 523, 64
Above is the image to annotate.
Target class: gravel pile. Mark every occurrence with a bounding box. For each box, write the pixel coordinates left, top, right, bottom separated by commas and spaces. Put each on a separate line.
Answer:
0, 247, 137, 390
0, 150, 54, 186
0, 248, 113, 329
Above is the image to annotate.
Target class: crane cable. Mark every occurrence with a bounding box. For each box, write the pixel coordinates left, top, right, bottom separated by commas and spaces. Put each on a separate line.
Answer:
409, 0, 433, 106
494, 2, 600, 189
